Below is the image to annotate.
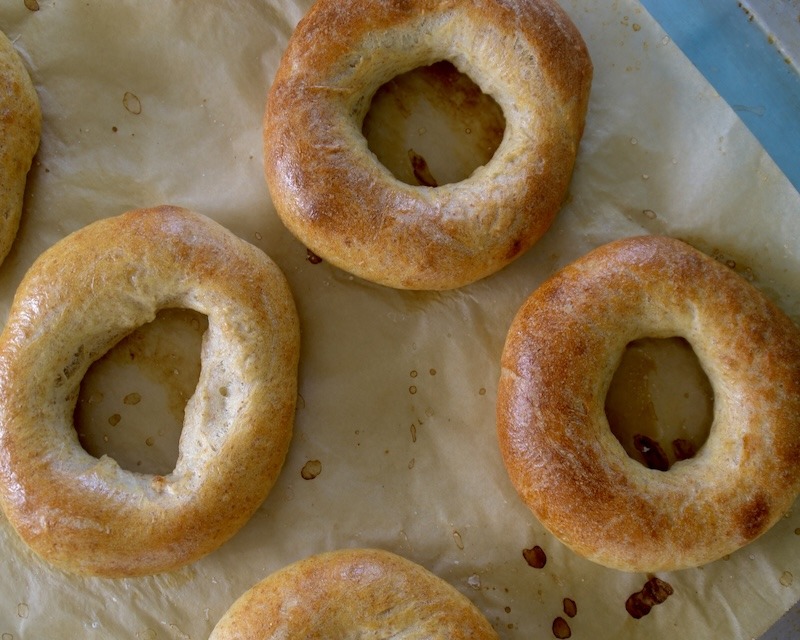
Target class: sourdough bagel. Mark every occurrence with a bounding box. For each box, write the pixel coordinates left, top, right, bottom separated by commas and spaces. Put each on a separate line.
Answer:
0, 206, 300, 577
264, 0, 592, 290
0, 31, 41, 265
497, 235, 800, 572
209, 548, 499, 639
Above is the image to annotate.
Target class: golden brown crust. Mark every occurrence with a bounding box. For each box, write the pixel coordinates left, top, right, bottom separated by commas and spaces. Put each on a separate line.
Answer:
209, 548, 500, 639
0, 31, 41, 265
264, 0, 592, 290
496, 235, 800, 572
0, 206, 300, 577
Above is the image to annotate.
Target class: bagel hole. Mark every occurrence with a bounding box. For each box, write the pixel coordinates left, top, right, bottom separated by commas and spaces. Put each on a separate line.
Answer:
74, 308, 207, 475
605, 337, 714, 471
362, 61, 505, 186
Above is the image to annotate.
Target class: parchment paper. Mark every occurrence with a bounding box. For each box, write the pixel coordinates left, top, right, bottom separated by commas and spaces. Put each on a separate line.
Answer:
1, 1, 800, 638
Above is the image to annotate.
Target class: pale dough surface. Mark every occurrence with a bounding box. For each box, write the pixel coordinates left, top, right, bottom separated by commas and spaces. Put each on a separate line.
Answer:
0, 1, 799, 639
0, 30, 40, 266
210, 548, 499, 638
0, 206, 300, 578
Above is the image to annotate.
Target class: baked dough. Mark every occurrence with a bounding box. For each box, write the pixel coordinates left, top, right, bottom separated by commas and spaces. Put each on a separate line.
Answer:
0, 206, 300, 577
0, 30, 41, 265
264, 0, 592, 290
497, 235, 800, 572
209, 548, 500, 638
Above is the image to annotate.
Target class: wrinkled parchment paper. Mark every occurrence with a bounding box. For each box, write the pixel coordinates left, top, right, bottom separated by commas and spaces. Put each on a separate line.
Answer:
1, 1, 800, 638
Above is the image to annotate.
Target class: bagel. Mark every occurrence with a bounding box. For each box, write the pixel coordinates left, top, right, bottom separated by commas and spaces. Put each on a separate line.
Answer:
496, 235, 800, 572
0, 206, 300, 577
0, 30, 41, 265
209, 548, 499, 638
264, 0, 592, 290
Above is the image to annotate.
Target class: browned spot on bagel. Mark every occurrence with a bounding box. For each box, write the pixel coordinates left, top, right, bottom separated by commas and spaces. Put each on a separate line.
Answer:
505, 238, 524, 260
385, 0, 414, 12
737, 492, 771, 540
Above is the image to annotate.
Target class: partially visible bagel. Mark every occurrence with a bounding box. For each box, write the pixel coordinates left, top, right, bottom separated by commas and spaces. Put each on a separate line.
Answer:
497, 235, 800, 572
0, 30, 41, 265
210, 548, 500, 638
0, 206, 300, 577
264, 0, 592, 290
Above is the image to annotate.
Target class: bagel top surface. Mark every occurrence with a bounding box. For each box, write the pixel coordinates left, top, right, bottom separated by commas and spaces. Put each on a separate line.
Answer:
0, 206, 300, 577
497, 235, 800, 572
264, 0, 592, 290
210, 548, 500, 639
0, 30, 41, 265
